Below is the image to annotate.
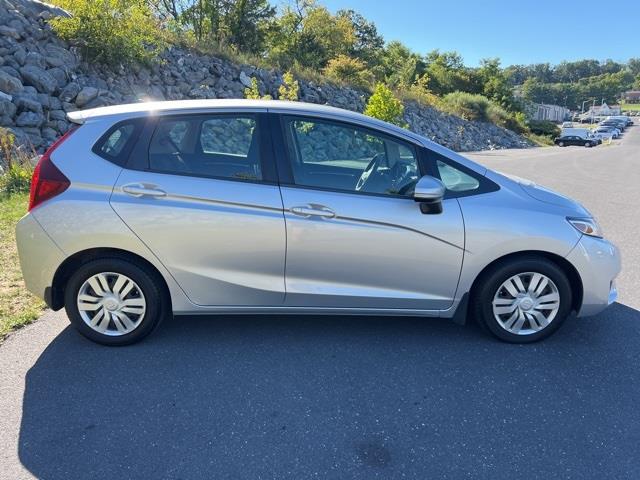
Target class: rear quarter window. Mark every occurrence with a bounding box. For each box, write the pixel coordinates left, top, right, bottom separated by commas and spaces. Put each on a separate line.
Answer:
92, 119, 144, 166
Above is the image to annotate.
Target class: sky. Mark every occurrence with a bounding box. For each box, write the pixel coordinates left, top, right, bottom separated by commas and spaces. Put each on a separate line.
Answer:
321, 0, 639, 67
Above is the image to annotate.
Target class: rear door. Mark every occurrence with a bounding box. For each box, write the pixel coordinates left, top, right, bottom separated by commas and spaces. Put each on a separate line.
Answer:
109, 112, 286, 307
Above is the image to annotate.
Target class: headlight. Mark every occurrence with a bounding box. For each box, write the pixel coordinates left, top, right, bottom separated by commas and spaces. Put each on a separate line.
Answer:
567, 217, 603, 238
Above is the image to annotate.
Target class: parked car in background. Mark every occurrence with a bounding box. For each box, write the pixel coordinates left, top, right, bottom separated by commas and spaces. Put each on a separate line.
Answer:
590, 131, 612, 143
609, 115, 633, 126
561, 127, 593, 139
600, 120, 625, 132
554, 135, 597, 147
16, 100, 620, 346
595, 126, 620, 138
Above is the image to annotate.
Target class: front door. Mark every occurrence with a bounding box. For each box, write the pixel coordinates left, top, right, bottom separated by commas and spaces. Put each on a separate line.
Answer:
110, 112, 286, 306
275, 114, 465, 310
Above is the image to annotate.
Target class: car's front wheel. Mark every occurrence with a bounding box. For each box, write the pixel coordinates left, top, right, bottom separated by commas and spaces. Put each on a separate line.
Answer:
65, 258, 169, 345
557, 141, 565, 147
473, 257, 573, 343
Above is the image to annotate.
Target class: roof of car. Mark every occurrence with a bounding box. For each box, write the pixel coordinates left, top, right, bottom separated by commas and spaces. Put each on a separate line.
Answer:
66, 98, 491, 175
67, 99, 422, 143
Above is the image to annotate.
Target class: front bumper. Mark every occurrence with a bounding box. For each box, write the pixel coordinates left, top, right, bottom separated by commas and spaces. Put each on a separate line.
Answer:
566, 234, 621, 317
15, 213, 65, 302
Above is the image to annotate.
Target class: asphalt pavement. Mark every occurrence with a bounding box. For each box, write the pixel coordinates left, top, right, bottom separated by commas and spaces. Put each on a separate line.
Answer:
1, 122, 639, 479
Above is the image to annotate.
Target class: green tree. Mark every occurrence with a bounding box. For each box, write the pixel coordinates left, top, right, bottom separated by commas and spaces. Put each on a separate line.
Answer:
278, 71, 299, 101
423, 50, 474, 95
179, 0, 275, 53
225, 0, 276, 53
364, 83, 405, 127
51, 0, 164, 66
336, 9, 384, 67
478, 58, 518, 110
267, 0, 354, 69
378, 41, 422, 89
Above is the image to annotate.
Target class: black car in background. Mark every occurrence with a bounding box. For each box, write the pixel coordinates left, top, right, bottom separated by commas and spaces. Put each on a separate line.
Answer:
554, 135, 597, 147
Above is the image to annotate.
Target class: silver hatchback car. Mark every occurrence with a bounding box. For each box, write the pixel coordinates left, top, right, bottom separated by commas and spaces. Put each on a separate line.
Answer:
16, 100, 620, 345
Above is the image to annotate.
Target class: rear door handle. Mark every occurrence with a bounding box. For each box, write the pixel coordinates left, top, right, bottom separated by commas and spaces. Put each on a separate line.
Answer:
290, 204, 336, 219
122, 183, 167, 198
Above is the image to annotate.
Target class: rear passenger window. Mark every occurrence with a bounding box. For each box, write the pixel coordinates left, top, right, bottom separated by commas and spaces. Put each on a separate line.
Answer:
94, 121, 140, 164
148, 115, 262, 181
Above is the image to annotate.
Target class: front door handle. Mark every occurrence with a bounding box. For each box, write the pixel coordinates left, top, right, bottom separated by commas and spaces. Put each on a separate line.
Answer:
122, 183, 167, 198
290, 204, 336, 219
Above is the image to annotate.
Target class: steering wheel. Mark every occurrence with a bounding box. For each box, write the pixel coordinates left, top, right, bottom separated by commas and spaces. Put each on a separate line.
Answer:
355, 153, 385, 192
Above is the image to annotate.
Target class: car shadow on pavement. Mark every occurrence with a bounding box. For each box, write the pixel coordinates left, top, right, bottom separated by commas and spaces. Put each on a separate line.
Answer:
18, 303, 640, 479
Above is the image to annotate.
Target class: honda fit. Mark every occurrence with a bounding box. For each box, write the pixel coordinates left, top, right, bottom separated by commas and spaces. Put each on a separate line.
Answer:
16, 100, 620, 345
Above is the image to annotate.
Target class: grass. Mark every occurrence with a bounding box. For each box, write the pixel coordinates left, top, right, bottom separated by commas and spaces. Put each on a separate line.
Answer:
621, 103, 640, 112
0, 193, 45, 340
524, 133, 555, 146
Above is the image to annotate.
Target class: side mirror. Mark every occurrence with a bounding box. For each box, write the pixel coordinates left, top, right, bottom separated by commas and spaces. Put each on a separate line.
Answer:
414, 175, 446, 214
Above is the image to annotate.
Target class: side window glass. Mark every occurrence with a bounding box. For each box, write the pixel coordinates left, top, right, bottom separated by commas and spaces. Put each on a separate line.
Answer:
284, 117, 419, 197
200, 117, 255, 156
148, 115, 262, 181
95, 122, 138, 163
436, 160, 480, 192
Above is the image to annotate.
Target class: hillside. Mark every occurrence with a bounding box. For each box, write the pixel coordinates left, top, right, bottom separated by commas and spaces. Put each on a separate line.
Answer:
0, 0, 532, 163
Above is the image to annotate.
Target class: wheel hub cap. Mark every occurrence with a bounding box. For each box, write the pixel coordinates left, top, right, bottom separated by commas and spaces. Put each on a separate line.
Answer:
103, 296, 120, 311
519, 297, 534, 311
492, 272, 560, 336
77, 272, 146, 337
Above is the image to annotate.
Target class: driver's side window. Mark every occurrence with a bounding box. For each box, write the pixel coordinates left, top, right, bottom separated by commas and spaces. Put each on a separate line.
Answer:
283, 116, 419, 197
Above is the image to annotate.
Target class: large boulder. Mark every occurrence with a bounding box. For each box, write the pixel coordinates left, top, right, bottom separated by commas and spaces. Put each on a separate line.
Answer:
19, 65, 57, 94
45, 44, 78, 68
16, 110, 44, 127
0, 98, 17, 118
75, 86, 98, 107
0, 69, 23, 94
0, 25, 21, 40
59, 82, 81, 103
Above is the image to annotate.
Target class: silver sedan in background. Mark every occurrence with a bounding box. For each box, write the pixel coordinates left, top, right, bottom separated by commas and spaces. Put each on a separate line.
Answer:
16, 100, 620, 345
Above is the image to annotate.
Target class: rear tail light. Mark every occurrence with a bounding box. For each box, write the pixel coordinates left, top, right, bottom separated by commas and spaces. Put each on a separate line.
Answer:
28, 128, 77, 211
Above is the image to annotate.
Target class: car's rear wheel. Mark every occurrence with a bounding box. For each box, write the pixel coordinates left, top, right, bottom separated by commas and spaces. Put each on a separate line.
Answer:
472, 257, 573, 343
65, 258, 168, 345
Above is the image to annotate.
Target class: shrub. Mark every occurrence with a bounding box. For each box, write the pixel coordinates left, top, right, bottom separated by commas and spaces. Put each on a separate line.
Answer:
323, 55, 372, 89
364, 83, 406, 127
442, 91, 528, 133
0, 164, 32, 195
278, 71, 299, 101
528, 120, 561, 137
442, 91, 492, 121
0, 127, 16, 168
0, 128, 36, 195
51, 0, 164, 66
244, 77, 272, 100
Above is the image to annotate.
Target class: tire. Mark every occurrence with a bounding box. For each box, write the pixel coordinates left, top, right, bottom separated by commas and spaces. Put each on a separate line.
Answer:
64, 258, 169, 346
558, 142, 564, 147
472, 256, 573, 343
585, 142, 592, 148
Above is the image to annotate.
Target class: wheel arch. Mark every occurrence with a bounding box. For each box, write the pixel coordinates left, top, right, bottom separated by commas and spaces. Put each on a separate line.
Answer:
49, 247, 172, 311
466, 250, 583, 319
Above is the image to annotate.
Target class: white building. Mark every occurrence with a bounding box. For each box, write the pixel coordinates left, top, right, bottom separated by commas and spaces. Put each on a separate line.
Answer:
585, 102, 621, 117
530, 103, 569, 122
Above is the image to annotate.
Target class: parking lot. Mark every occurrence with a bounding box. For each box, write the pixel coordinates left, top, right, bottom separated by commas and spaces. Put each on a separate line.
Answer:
0, 122, 639, 479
